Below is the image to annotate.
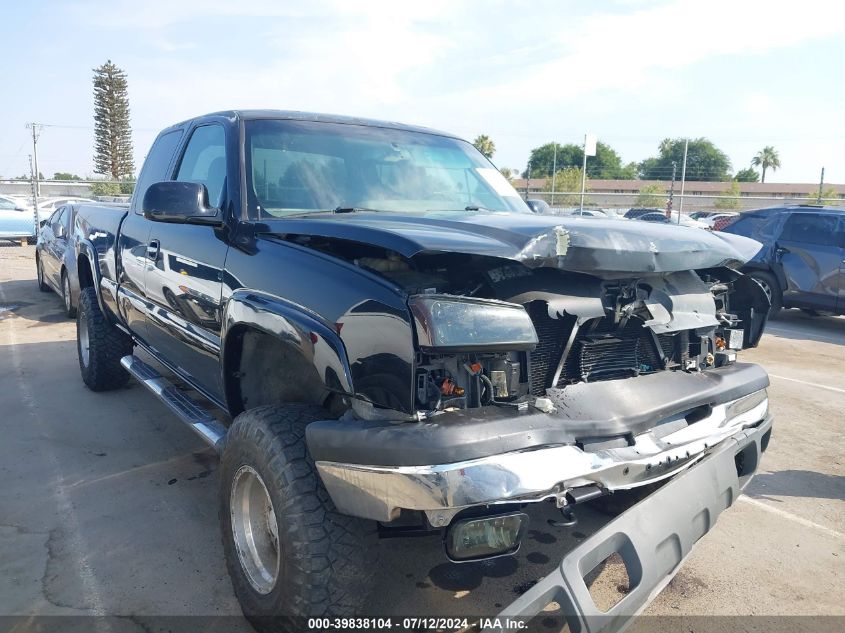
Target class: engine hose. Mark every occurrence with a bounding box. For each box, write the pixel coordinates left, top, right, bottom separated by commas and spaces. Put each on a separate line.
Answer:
479, 374, 495, 405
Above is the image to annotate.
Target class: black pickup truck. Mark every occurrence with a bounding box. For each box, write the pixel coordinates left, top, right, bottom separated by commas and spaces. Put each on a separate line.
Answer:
71, 110, 773, 632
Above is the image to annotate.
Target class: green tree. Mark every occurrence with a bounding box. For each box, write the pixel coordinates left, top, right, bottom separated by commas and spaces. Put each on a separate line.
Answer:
499, 167, 518, 182
734, 167, 759, 182
525, 141, 625, 179
53, 172, 82, 181
618, 161, 639, 180
93, 60, 135, 179
751, 146, 781, 183
472, 134, 496, 160
119, 179, 135, 195
89, 181, 121, 196
635, 183, 666, 208
810, 187, 840, 206
639, 138, 731, 181
715, 180, 741, 210
548, 167, 587, 206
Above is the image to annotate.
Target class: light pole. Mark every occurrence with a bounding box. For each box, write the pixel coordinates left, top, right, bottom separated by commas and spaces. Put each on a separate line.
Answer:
677, 138, 688, 222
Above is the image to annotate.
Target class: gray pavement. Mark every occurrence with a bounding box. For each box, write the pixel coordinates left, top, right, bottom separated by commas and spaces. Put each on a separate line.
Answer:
1, 244, 842, 630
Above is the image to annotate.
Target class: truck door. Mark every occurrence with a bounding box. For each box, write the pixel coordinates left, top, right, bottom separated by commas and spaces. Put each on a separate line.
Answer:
117, 128, 184, 344
143, 123, 229, 403
776, 212, 841, 312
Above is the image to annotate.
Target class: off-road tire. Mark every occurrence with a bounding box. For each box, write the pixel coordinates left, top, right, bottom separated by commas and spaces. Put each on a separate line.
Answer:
749, 270, 782, 319
62, 270, 77, 318
220, 405, 378, 632
76, 287, 133, 391
36, 255, 50, 292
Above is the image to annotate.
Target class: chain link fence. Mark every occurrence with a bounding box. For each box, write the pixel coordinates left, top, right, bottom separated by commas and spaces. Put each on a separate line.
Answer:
520, 190, 843, 213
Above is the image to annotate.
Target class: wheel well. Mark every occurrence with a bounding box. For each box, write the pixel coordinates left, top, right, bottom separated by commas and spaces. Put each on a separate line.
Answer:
77, 254, 95, 289
223, 326, 335, 417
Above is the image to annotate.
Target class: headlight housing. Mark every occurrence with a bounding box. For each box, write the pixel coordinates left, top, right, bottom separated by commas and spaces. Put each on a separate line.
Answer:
409, 295, 538, 353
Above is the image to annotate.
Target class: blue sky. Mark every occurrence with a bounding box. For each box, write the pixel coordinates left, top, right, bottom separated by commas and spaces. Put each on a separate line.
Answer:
2, 0, 844, 183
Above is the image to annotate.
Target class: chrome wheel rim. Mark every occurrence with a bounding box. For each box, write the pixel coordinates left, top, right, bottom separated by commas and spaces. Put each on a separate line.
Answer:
756, 278, 772, 302
230, 465, 280, 594
79, 313, 90, 367
63, 276, 71, 312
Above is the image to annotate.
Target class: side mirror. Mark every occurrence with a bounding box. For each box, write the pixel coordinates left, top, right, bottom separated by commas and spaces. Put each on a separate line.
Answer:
142, 181, 221, 224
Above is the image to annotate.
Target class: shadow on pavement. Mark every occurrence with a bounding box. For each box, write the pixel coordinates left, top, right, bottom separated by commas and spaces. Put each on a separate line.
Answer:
765, 309, 845, 346
747, 469, 845, 502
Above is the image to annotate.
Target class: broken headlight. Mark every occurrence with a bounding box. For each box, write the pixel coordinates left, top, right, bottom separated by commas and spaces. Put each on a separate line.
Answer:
409, 295, 538, 353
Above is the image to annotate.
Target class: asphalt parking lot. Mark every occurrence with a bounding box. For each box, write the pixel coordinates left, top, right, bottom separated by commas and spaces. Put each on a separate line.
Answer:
1, 244, 843, 632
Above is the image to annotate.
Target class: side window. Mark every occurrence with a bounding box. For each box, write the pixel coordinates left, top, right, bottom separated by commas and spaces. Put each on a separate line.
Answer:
175, 125, 227, 207
780, 213, 838, 247
132, 129, 184, 215
0, 198, 16, 210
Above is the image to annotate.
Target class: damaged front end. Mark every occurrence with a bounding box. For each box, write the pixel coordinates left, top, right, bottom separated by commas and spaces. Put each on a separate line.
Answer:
296, 218, 771, 526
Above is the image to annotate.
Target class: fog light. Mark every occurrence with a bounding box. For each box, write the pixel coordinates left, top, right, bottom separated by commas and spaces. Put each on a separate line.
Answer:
445, 512, 528, 562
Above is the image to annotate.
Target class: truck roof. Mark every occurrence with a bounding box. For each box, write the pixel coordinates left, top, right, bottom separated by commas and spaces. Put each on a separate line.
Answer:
159, 109, 460, 140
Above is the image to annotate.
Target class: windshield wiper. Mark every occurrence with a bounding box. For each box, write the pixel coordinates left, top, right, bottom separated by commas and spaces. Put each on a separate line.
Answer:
332, 206, 385, 214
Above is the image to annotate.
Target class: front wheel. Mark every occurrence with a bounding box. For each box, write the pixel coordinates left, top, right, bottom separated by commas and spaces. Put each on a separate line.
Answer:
220, 405, 378, 632
77, 287, 133, 391
749, 271, 782, 319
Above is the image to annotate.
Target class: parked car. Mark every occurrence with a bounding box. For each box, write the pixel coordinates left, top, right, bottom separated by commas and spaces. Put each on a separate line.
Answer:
722, 205, 845, 317
635, 211, 670, 223
71, 110, 772, 632
525, 198, 551, 214
0, 195, 36, 241
624, 207, 664, 219
35, 204, 81, 316
712, 214, 740, 232
702, 212, 739, 229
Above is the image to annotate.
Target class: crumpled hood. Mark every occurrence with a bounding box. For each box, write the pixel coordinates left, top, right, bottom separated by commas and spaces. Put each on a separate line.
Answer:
259, 211, 763, 274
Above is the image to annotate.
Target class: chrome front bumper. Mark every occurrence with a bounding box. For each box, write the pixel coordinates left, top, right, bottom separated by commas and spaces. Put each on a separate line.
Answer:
315, 390, 769, 523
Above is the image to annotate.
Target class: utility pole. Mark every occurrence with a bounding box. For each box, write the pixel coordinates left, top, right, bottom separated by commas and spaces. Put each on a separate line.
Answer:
677, 138, 689, 220
817, 167, 825, 203
29, 155, 39, 237
26, 123, 42, 198
550, 144, 558, 207
667, 161, 677, 218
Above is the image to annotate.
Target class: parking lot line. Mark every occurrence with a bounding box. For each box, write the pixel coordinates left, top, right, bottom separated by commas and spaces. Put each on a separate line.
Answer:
765, 326, 845, 345
768, 373, 845, 395
738, 496, 844, 540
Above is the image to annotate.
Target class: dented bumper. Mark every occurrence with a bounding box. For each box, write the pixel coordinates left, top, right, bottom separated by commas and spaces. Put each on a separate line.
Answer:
487, 415, 772, 633
313, 390, 770, 523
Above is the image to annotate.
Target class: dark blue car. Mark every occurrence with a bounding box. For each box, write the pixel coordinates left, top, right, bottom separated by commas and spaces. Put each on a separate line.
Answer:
723, 205, 845, 317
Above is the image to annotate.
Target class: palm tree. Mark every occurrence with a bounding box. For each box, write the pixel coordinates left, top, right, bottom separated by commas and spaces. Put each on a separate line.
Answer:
751, 146, 781, 183
472, 134, 496, 160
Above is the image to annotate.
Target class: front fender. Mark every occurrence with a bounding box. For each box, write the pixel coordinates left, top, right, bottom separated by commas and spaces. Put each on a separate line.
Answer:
221, 289, 354, 414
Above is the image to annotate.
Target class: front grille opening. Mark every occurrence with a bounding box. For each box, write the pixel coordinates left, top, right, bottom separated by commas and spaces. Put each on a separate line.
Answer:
527, 302, 684, 395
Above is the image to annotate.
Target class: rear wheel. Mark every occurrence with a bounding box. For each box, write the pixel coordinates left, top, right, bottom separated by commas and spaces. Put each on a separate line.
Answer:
77, 287, 133, 391
62, 270, 77, 318
36, 256, 50, 292
220, 405, 378, 632
749, 271, 782, 319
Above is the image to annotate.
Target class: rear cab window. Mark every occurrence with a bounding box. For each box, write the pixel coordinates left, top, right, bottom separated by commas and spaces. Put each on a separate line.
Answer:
131, 129, 184, 215
174, 125, 227, 208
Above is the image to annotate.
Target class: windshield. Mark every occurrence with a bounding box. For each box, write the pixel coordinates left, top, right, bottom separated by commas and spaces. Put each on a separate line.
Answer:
244, 119, 529, 218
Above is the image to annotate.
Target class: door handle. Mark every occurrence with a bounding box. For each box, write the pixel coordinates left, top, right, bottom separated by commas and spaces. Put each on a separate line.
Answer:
147, 239, 160, 261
